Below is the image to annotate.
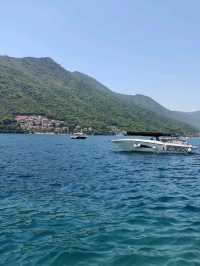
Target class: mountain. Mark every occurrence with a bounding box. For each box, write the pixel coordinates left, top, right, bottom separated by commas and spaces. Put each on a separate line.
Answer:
172, 111, 200, 130
0, 55, 197, 134
125, 94, 200, 130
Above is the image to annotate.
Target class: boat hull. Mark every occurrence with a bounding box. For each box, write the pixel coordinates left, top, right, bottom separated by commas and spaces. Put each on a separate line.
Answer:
71, 136, 87, 139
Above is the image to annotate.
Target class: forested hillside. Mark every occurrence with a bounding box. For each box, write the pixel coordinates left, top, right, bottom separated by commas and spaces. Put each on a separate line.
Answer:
0, 56, 197, 134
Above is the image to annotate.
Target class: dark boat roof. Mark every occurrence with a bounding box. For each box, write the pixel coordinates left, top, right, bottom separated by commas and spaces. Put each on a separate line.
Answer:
126, 131, 179, 137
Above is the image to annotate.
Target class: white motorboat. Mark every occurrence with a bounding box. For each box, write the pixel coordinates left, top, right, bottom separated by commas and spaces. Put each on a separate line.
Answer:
112, 132, 194, 154
70, 132, 87, 139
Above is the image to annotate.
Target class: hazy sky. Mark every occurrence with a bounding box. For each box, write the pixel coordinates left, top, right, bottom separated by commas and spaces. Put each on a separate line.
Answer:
1, 0, 200, 111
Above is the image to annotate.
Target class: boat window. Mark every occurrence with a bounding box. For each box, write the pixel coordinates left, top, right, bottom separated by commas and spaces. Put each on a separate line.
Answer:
140, 144, 152, 148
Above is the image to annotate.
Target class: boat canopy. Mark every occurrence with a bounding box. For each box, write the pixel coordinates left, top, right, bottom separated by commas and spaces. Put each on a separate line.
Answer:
126, 131, 179, 137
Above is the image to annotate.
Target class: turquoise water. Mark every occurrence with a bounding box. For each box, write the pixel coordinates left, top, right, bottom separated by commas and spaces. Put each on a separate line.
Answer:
0, 135, 200, 266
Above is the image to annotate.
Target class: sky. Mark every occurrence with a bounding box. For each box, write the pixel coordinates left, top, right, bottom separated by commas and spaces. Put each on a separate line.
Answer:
0, 0, 200, 111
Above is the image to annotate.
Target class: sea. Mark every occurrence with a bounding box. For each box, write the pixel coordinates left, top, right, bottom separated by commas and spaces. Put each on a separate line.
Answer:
0, 134, 200, 266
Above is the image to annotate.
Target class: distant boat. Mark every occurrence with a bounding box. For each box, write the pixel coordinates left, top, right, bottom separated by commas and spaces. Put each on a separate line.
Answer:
70, 132, 87, 139
34, 132, 55, 135
112, 132, 195, 154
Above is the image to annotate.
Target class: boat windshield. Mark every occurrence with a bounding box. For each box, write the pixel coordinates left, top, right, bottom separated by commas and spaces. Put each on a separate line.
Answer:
159, 137, 187, 144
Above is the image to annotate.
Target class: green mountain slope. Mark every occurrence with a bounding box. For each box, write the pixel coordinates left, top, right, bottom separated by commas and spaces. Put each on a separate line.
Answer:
125, 94, 200, 130
0, 55, 196, 134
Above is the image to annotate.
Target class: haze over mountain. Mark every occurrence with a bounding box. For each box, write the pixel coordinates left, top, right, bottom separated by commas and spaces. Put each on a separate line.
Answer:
0, 55, 198, 134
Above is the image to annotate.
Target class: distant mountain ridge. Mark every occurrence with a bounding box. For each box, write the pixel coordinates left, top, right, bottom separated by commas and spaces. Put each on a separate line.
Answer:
127, 94, 200, 130
0, 55, 198, 134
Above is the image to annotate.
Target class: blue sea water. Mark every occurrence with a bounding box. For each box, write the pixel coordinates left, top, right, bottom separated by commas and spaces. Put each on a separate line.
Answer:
0, 134, 200, 266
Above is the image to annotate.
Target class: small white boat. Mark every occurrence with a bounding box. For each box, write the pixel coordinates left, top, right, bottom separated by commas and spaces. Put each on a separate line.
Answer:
70, 132, 87, 139
112, 132, 194, 154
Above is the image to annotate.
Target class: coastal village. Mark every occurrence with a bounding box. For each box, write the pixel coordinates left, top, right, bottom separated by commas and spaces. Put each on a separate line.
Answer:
0, 114, 121, 135
14, 114, 102, 134
15, 115, 68, 134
